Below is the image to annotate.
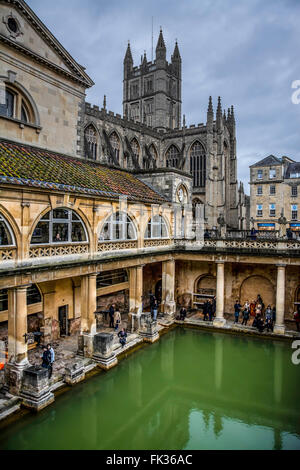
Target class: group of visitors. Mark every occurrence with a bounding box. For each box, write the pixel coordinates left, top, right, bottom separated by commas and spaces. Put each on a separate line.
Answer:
41, 343, 55, 379
234, 294, 276, 332
202, 297, 216, 321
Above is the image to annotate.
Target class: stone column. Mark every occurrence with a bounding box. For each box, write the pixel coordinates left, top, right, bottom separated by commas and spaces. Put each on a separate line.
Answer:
274, 264, 286, 335
213, 261, 226, 327
78, 273, 97, 357
5, 285, 30, 395
161, 259, 176, 318
129, 266, 143, 332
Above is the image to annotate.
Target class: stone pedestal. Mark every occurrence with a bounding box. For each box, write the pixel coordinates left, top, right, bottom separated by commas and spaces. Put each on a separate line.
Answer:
78, 333, 94, 357
93, 333, 118, 370
64, 360, 85, 386
139, 313, 159, 343
4, 360, 30, 396
20, 366, 54, 412
213, 317, 227, 328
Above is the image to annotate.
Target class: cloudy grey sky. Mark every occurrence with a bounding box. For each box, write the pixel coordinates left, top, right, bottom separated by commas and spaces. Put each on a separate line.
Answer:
27, 0, 300, 193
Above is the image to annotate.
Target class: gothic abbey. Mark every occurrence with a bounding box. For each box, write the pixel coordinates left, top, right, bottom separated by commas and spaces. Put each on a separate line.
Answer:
81, 30, 248, 230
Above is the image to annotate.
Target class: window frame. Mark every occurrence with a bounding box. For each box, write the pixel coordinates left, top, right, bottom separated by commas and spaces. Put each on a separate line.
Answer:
257, 186, 263, 196
30, 209, 88, 246
0, 213, 16, 247
145, 215, 169, 240
256, 204, 263, 217
269, 203, 276, 217
99, 212, 137, 242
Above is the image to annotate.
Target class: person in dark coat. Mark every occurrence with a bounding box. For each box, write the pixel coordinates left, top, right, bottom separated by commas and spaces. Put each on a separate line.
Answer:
203, 301, 208, 321
234, 300, 241, 324
109, 304, 115, 328
42, 347, 51, 370
180, 307, 187, 321
242, 306, 250, 326
208, 300, 213, 322
118, 328, 127, 348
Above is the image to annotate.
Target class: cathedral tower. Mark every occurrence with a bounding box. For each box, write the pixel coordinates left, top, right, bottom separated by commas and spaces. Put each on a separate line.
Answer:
123, 30, 182, 131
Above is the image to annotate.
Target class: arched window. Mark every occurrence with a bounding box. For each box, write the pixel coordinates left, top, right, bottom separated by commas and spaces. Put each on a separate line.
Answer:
145, 215, 168, 239
31, 209, 88, 245
0, 284, 41, 312
0, 83, 37, 124
0, 213, 15, 246
99, 212, 136, 241
166, 145, 180, 169
110, 132, 120, 163
131, 138, 140, 164
190, 141, 206, 187
84, 125, 98, 160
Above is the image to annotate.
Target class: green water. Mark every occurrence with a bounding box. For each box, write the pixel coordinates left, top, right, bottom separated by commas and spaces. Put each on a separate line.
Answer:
0, 328, 300, 450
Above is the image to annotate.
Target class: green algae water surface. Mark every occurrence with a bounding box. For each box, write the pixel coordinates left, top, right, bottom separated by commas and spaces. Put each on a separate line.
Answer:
0, 328, 300, 450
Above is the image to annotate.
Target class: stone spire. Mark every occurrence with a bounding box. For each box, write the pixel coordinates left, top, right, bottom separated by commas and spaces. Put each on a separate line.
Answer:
124, 41, 133, 65
172, 41, 181, 60
216, 96, 222, 130
207, 96, 214, 130
156, 28, 166, 61
141, 51, 148, 71
103, 95, 106, 111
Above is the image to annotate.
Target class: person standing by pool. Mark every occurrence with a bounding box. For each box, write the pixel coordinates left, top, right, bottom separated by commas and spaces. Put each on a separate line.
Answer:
152, 298, 158, 321
234, 300, 241, 323
109, 304, 115, 329
114, 308, 121, 331
47, 343, 55, 379
41, 347, 51, 371
242, 303, 250, 326
265, 305, 273, 332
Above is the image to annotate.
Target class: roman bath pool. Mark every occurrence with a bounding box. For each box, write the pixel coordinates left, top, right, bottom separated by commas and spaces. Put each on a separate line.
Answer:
0, 328, 299, 450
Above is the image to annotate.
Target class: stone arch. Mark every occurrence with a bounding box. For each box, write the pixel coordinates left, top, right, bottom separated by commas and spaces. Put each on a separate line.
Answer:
84, 122, 100, 160
194, 274, 216, 297
164, 143, 181, 168
239, 275, 275, 307
0, 205, 21, 258
109, 129, 122, 164
189, 140, 206, 188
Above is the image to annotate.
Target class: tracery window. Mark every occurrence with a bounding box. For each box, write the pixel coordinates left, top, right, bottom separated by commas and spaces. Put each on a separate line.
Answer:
84, 125, 98, 160
31, 209, 88, 245
145, 215, 168, 239
131, 138, 140, 163
110, 132, 120, 163
0, 214, 15, 246
166, 145, 180, 169
190, 141, 206, 188
99, 212, 136, 241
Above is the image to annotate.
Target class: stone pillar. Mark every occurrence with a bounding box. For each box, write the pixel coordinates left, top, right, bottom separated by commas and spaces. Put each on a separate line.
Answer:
78, 273, 97, 357
129, 266, 143, 332
20, 366, 54, 411
213, 261, 226, 327
161, 259, 176, 319
5, 285, 30, 395
274, 264, 286, 335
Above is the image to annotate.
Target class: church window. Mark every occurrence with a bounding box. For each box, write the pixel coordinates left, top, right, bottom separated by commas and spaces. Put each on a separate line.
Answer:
0, 214, 15, 246
110, 132, 120, 163
166, 145, 180, 169
190, 141, 206, 188
145, 215, 168, 239
99, 212, 136, 241
131, 81, 139, 99
31, 209, 88, 245
84, 125, 98, 160
131, 138, 140, 162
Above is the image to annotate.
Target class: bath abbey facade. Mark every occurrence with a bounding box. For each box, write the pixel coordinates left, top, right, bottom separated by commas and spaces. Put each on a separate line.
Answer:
0, 0, 299, 408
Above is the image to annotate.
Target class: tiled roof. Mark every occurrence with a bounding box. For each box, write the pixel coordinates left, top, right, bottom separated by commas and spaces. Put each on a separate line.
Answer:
250, 155, 282, 168
0, 140, 167, 204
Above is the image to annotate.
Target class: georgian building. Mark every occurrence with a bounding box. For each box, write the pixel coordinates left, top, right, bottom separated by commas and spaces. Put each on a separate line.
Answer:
250, 155, 300, 234
0, 0, 299, 400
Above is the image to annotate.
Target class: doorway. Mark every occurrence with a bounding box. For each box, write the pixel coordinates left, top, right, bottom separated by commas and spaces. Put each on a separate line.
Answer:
58, 305, 69, 336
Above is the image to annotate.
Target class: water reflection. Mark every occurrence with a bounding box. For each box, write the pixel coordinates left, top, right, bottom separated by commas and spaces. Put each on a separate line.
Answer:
0, 329, 300, 450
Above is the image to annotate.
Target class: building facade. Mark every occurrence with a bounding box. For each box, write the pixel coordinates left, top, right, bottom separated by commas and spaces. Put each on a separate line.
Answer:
250, 155, 300, 234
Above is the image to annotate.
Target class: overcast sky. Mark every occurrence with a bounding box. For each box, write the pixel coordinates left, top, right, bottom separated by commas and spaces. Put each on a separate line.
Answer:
26, 0, 300, 193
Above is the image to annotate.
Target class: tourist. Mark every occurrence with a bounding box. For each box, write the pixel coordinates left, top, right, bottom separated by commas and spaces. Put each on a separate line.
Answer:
152, 299, 158, 321
41, 347, 51, 370
242, 304, 250, 326
257, 316, 265, 333
252, 313, 260, 328
179, 307, 187, 321
118, 328, 127, 348
234, 300, 241, 323
203, 300, 208, 321
265, 305, 273, 332
47, 343, 55, 379
114, 308, 121, 331
250, 300, 256, 317
208, 300, 213, 321
109, 304, 115, 328
250, 227, 257, 240
294, 309, 300, 332
286, 227, 293, 240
